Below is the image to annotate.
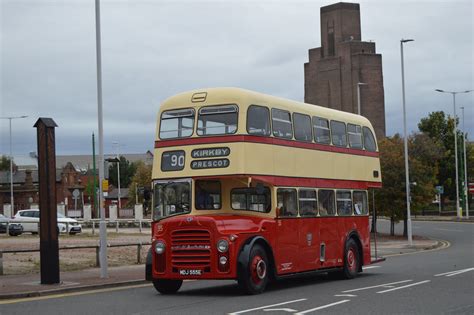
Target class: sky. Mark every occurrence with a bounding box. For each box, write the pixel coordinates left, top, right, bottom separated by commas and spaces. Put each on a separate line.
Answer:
1, 0, 473, 157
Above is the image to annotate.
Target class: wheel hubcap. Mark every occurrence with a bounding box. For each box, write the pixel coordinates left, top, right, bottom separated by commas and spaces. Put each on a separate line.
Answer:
347, 248, 356, 272
251, 255, 267, 284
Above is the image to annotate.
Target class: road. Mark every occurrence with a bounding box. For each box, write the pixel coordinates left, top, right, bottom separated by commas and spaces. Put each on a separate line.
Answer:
1, 220, 473, 315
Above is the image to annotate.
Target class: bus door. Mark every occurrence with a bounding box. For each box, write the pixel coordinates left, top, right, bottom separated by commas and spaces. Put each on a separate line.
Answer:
297, 189, 320, 271
275, 189, 300, 274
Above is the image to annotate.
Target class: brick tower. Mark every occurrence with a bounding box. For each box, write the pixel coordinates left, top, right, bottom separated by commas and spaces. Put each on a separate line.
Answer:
304, 2, 386, 139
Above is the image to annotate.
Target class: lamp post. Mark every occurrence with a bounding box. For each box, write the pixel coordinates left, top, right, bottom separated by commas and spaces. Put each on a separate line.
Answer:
460, 106, 469, 219
400, 38, 414, 245
112, 141, 121, 210
435, 89, 473, 219
95, 0, 108, 278
357, 82, 368, 115
0, 115, 28, 216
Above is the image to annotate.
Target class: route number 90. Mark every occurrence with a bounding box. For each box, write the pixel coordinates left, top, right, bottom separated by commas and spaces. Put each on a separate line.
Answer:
161, 150, 185, 171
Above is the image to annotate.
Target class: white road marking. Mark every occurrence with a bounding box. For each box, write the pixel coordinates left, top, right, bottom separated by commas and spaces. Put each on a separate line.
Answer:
334, 294, 357, 297
445, 268, 474, 277
228, 299, 307, 315
362, 266, 381, 270
435, 228, 462, 232
342, 280, 413, 293
435, 267, 474, 277
376, 280, 431, 294
263, 308, 297, 312
294, 300, 350, 314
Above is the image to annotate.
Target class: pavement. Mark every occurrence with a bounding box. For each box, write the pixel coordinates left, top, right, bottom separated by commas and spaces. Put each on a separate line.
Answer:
0, 235, 444, 300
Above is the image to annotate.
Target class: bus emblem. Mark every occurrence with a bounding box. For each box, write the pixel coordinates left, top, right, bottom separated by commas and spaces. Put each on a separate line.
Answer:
186, 217, 194, 222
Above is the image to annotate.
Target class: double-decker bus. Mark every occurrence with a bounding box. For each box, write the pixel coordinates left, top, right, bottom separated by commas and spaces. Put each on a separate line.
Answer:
146, 87, 382, 295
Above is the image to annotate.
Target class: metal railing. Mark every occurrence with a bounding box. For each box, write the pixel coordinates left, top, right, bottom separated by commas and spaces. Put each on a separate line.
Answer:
1, 219, 152, 236
0, 241, 151, 276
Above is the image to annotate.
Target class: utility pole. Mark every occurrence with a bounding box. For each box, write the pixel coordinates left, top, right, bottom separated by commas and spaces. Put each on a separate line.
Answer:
95, 0, 108, 278
400, 38, 414, 245
92, 133, 97, 218
461, 107, 469, 218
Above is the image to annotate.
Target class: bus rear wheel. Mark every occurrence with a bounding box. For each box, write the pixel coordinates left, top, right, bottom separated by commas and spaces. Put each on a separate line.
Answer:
238, 244, 269, 295
341, 238, 360, 279
152, 279, 183, 294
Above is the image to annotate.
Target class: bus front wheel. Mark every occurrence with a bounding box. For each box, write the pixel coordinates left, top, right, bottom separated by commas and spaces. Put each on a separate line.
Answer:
341, 238, 360, 279
152, 279, 183, 294
238, 244, 269, 295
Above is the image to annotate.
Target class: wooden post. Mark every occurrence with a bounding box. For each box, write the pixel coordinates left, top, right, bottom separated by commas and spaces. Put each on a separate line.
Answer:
34, 118, 60, 284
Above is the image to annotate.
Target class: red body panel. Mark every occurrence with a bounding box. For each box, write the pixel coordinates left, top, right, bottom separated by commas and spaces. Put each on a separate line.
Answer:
151, 214, 371, 281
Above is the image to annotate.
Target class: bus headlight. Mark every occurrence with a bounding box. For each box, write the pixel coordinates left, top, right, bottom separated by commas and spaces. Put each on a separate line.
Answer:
154, 241, 165, 255
217, 239, 229, 253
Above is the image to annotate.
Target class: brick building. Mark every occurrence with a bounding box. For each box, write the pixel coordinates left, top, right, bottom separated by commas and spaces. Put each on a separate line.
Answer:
304, 2, 386, 139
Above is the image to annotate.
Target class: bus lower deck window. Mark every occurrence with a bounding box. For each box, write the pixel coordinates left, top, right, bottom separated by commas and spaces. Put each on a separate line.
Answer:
353, 191, 368, 215
231, 187, 271, 213
277, 188, 297, 217
195, 180, 221, 210
337, 190, 352, 216
318, 190, 335, 216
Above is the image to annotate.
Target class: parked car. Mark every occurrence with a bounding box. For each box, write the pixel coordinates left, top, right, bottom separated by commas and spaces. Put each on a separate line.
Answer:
0, 214, 23, 236
12, 209, 82, 235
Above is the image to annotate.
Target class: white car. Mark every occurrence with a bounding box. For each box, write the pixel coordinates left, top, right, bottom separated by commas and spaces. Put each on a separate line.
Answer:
13, 209, 82, 235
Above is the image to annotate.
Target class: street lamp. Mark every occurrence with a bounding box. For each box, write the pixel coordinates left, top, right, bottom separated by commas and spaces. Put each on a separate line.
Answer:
460, 106, 469, 219
95, 0, 108, 278
435, 89, 473, 219
112, 141, 121, 210
0, 115, 28, 216
400, 38, 414, 245
357, 82, 368, 115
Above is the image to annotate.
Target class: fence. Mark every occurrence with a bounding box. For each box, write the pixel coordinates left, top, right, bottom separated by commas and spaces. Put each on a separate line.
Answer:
0, 241, 151, 276
1, 219, 152, 237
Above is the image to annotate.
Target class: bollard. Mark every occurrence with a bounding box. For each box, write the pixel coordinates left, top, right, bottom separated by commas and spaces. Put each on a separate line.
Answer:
6, 222, 9, 237
137, 243, 142, 264
92, 221, 95, 235
116, 221, 119, 233
0, 252, 3, 275
139, 220, 142, 233
95, 246, 100, 267
66, 222, 69, 235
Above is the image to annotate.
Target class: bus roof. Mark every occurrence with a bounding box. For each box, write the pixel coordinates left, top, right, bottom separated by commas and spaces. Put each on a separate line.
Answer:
158, 87, 375, 130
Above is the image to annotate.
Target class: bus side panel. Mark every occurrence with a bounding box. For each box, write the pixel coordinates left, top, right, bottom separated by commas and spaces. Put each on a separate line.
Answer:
319, 217, 340, 268
275, 218, 300, 274
298, 217, 320, 272
340, 216, 371, 266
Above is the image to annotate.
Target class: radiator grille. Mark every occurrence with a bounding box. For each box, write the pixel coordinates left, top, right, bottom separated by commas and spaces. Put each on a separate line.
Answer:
171, 229, 211, 270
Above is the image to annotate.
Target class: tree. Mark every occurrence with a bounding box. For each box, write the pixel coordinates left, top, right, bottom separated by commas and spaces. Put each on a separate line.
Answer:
0, 155, 16, 171
375, 133, 441, 236
108, 156, 137, 188
127, 161, 152, 213
418, 111, 461, 205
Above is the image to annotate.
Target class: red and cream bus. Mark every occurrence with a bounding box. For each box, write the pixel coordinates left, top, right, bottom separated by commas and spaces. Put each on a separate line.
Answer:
146, 88, 382, 294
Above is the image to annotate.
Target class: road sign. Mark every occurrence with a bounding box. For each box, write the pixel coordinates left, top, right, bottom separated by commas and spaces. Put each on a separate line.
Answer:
435, 186, 444, 194
72, 189, 80, 200
102, 179, 109, 192
469, 183, 474, 194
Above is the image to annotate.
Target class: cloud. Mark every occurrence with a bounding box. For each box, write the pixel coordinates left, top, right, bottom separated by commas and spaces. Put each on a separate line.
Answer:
1, 0, 472, 157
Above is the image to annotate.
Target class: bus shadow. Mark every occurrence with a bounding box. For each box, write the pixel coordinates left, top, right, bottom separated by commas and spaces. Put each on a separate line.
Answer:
178, 272, 380, 297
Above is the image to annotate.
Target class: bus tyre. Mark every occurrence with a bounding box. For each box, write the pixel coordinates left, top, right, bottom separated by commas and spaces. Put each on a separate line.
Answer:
152, 279, 183, 294
341, 238, 360, 279
238, 244, 269, 295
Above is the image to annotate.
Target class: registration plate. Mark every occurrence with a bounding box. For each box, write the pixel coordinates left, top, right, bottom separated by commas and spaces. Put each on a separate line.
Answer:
179, 269, 202, 276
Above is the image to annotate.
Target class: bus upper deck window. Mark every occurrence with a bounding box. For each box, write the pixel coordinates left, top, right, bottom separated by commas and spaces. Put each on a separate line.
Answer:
197, 105, 238, 136
293, 113, 312, 142
363, 127, 377, 152
313, 117, 331, 144
159, 108, 195, 139
348, 124, 363, 149
247, 105, 270, 136
272, 109, 293, 139
330, 120, 347, 147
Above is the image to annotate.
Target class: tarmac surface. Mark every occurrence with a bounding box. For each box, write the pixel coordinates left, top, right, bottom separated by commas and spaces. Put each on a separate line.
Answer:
0, 219, 449, 300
